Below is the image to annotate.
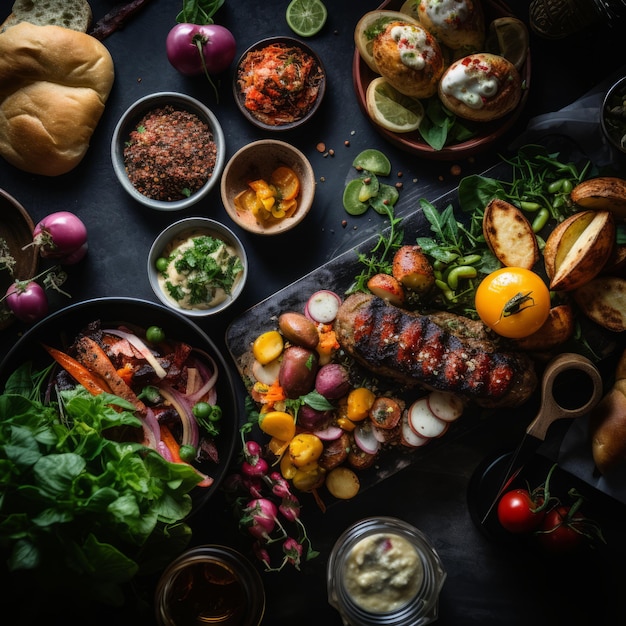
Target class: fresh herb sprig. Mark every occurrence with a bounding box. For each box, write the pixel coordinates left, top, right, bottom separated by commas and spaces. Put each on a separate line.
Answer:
176, 0, 225, 24
346, 203, 404, 294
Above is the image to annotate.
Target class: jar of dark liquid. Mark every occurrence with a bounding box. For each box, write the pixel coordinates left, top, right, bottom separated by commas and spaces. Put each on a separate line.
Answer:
155, 545, 265, 626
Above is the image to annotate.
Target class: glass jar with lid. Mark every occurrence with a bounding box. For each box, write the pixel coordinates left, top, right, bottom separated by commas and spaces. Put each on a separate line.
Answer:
327, 517, 446, 626
155, 544, 265, 626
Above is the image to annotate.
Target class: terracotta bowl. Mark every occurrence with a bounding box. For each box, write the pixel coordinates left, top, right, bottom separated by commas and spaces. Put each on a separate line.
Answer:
220, 140, 315, 235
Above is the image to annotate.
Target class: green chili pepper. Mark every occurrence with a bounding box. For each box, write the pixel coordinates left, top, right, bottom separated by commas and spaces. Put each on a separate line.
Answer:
520, 201, 542, 212
447, 265, 478, 290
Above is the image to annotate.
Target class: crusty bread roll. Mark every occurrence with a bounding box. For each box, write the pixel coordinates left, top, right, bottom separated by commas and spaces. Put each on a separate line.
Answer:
372, 21, 444, 99
590, 348, 626, 475
438, 52, 521, 122
1, 0, 93, 34
416, 0, 485, 52
0, 22, 114, 176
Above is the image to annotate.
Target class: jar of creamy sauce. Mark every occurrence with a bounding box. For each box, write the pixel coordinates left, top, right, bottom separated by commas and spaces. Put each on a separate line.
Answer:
155, 545, 265, 626
327, 517, 446, 626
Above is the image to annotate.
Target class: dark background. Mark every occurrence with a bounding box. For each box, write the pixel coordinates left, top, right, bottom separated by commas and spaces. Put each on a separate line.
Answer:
1, 0, 626, 624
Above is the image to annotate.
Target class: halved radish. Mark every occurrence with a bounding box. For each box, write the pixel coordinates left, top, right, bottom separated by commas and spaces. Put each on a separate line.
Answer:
251, 358, 281, 385
314, 425, 345, 441
400, 414, 430, 448
408, 398, 448, 439
427, 391, 465, 423
305, 290, 342, 324
354, 422, 380, 455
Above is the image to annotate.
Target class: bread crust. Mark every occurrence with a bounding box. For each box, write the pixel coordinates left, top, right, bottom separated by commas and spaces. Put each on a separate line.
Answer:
438, 52, 521, 122
372, 21, 444, 99
0, 22, 114, 176
417, 0, 485, 51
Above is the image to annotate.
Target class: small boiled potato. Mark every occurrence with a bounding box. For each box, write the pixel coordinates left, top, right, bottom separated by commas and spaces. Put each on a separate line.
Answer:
278, 312, 319, 350
392, 245, 435, 293
367, 273, 405, 306
325, 466, 360, 500
483, 198, 538, 270
573, 276, 626, 332
512, 304, 575, 351
252, 330, 284, 365
278, 345, 319, 398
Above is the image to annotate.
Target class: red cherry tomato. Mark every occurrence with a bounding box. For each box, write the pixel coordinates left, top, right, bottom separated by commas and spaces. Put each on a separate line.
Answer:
537, 505, 585, 554
497, 489, 545, 534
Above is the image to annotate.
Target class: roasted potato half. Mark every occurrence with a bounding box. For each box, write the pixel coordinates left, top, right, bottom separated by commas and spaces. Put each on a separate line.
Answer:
573, 275, 626, 332
543, 210, 615, 291
571, 177, 626, 219
483, 198, 539, 269
367, 273, 405, 306
512, 304, 575, 351
392, 245, 435, 293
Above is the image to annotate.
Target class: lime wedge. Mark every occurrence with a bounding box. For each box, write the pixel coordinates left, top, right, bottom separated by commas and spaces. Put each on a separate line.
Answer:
286, 0, 327, 37
352, 149, 391, 176
366, 77, 424, 134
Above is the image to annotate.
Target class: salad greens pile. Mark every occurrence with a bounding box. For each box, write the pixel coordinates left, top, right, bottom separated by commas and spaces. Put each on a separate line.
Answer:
0, 363, 200, 608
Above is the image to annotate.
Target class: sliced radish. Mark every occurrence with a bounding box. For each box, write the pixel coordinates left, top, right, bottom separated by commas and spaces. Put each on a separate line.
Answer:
305, 290, 342, 324
251, 358, 281, 386
408, 398, 448, 439
427, 390, 465, 423
314, 425, 344, 441
400, 414, 430, 448
354, 422, 380, 455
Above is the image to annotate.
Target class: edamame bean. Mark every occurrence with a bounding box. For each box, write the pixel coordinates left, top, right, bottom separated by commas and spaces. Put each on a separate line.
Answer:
532, 208, 550, 232
561, 179, 573, 194
435, 279, 456, 301
520, 201, 542, 212
457, 254, 482, 266
447, 265, 477, 290
552, 195, 565, 209
548, 179, 564, 194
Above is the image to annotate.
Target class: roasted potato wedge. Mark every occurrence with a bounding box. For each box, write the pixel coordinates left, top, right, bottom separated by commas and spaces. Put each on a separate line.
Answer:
571, 177, 626, 219
543, 210, 615, 291
367, 273, 405, 306
573, 275, 626, 332
512, 304, 575, 351
392, 245, 435, 293
483, 198, 539, 269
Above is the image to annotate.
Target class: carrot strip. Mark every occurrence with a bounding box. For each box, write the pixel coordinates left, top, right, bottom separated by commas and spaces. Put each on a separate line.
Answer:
74, 336, 146, 412
160, 423, 213, 488
42, 344, 111, 396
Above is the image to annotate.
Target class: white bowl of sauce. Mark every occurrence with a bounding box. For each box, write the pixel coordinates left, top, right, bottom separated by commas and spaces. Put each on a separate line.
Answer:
148, 217, 247, 317
327, 517, 446, 626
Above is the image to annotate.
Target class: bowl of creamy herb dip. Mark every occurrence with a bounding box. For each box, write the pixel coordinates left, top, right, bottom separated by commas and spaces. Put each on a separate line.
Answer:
148, 218, 247, 317
112, 92, 226, 211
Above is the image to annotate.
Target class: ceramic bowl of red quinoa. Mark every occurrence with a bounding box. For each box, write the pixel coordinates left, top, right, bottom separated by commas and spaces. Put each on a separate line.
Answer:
233, 36, 326, 131
111, 92, 226, 211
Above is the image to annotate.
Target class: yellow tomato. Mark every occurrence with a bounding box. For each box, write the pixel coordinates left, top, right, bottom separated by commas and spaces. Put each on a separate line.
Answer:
346, 387, 376, 421
475, 267, 550, 338
288, 433, 324, 467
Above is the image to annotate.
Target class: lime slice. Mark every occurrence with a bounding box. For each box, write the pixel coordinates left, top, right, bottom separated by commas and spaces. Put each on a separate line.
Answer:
352, 149, 391, 176
370, 183, 399, 214
286, 0, 327, 37
366, 77, 424, 134
343, 179, 370, 215
485, 17, 529, 71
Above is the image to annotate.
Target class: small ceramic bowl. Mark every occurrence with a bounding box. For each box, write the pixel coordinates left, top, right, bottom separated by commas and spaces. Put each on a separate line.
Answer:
0, 188, 39, 329
601, 75, 626, 154
148, 218, 247, 317
233, 36, 326, 131
220, 139, 315, 235
111, 92, 226, 211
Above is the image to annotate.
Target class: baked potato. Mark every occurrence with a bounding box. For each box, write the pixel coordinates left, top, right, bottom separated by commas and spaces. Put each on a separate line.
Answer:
372, 20, 445, 99
438, 53, 522, 122
416, 0, 485, 52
